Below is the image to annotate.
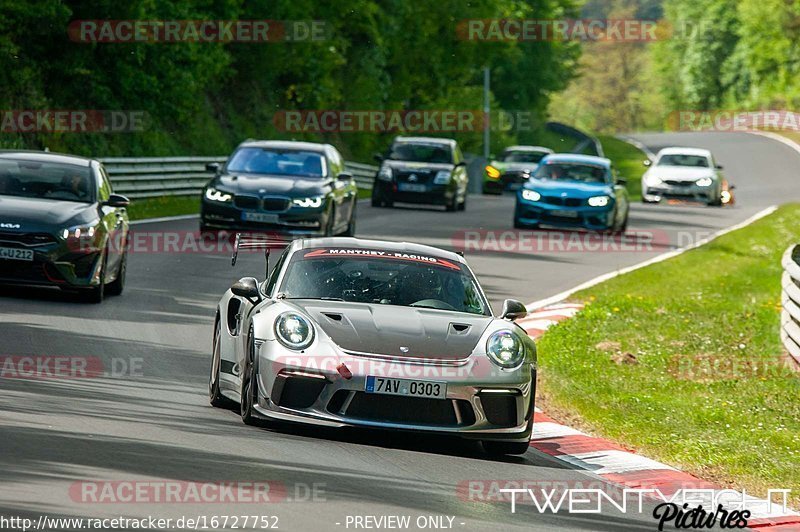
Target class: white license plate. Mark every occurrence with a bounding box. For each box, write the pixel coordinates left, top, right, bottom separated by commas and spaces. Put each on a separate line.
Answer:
365, 376, 446, 400
0, 247, 33, 261
242, 212, 279, 223
398, 183, 427, 193
550, 209, 579, 218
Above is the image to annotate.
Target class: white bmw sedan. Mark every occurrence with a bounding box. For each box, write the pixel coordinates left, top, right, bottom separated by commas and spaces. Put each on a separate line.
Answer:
641, 147, 724, 205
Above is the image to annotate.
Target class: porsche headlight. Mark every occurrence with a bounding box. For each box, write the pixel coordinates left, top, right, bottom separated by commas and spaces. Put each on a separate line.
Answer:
377, 166, 393, 181
587, 195, 610, 207
275, 312, 315, 350
433, 170, 452, 184
205, 187, 232, 203
292, 196, 324, 208
521, 189, 541, 202
486, 330, 525, 369
695, 177, 713, 187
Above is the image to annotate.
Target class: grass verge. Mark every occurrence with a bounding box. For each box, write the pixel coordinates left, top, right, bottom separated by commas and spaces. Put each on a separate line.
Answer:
598, 135, 647, 201
536, 204, 800, 504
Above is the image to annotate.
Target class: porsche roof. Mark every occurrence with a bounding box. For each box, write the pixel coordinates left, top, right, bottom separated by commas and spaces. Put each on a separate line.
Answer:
294, 237, 466, 264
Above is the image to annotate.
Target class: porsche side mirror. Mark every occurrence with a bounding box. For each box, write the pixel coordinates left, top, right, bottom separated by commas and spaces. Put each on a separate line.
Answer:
716, 164, 724, 170
206, 162, 221, 173
643, 160, 652, 167
337, 172, 354, 181
104, 194, 130, 208
231, 277, 261, 303
501, 299, 527, 321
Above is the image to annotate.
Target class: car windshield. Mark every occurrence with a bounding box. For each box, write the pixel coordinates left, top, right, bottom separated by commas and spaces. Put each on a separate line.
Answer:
388, 143, 453, 164
226, 148, 327, 177
657, 154, 710, 167
279, 248, 489, 316
0, 159, 94, 203
533, 162, 608, 183
502, 151, 547, 163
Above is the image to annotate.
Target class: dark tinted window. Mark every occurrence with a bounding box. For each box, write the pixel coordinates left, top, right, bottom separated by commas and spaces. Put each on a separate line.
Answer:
388, 142, 453, 164
0, 159, 95, 203
227, 148, 328, 177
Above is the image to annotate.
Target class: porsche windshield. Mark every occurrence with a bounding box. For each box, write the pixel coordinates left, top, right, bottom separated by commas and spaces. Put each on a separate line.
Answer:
279, 248, 489, 316
0, 159, 94, 203
533, 162, 609, 183
226, 148, 327, 177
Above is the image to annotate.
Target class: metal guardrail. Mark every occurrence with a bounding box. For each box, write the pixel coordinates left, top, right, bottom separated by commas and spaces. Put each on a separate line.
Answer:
100, 156, 378, 199
780, 245, 800, 365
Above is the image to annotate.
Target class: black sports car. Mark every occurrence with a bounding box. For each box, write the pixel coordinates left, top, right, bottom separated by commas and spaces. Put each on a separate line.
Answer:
0, 151, 130, 302
200, 140, 358, 236
371, 136, 469, 211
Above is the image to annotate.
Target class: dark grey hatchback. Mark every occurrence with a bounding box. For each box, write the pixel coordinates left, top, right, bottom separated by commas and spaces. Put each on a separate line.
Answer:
200, 140, 358, 236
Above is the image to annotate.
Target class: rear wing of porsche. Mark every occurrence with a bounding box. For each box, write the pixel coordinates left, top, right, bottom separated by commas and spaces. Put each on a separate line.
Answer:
231, 233, 292, 276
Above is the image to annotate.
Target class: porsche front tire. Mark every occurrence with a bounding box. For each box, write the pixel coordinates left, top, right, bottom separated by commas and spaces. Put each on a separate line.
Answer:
240, 325, 261, 426
209, 319, 234, 408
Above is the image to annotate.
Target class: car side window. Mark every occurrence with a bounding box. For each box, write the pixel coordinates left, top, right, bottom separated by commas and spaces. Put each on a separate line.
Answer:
97, 166, 112, 202
265, 248, 290, 296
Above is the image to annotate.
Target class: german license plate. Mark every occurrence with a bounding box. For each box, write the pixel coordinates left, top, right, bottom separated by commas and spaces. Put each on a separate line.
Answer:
550, 209, 579, 218
365, 376, 446, 400
0, 247, 33, 261
398, 183, 427, 193
242, 212, 279, 223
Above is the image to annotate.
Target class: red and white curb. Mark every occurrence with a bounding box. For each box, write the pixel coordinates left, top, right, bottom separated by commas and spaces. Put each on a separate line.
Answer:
521, 304, 800, 531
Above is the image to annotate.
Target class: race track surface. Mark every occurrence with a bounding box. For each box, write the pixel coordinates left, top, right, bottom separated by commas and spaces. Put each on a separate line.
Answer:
1, 132, 798, 531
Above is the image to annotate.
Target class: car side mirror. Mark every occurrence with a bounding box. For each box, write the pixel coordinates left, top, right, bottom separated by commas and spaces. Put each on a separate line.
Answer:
337, 172, 354, 181
206, 162, 221, 173
500, 299, 527, 320
716, 164, 724, 170
616, 178, 627, 185
643, 160, 652, 167
373, 153, 384, 163
104, 194, 130, 208
231, 277, 261, 303
455, 161, 466, 168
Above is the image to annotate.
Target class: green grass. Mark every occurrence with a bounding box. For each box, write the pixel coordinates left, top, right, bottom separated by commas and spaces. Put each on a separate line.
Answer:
598, 135, 647, 201
126, 195, 201, 221
537, 204, 800, 504
126, 189, 372, 221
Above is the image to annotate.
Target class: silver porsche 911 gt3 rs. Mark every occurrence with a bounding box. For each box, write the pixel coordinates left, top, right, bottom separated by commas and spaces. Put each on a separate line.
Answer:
209, 236, 537, 455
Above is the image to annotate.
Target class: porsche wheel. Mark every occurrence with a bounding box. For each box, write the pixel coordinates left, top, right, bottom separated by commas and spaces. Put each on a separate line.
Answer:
209, 318, 233, 408
240, 325, 260, 426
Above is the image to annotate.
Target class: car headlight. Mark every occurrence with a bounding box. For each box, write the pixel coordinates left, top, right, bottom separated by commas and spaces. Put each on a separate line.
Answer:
377, 166, 393, 181
485, 165, 501, 179
521, 189, 541, 202
61, 225, 97, 240
433, 170, 452, 185
486, 330, 525, 369
695, 177, 713, 187
292, 196, 324, 208
275, 312, 315, 350
205, 187, 233, 203
587, 195, 610, 207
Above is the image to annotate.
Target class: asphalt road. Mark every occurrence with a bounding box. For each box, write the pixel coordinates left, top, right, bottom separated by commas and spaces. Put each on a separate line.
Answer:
1, 132, 798, 531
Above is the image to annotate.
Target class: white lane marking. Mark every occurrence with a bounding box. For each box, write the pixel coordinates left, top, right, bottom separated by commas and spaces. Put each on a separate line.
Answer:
130, 214, 199, 225
526, 205, 777, 310
531, 422, 585, 440
556, 450, 677, 475
747, 130, 800, 154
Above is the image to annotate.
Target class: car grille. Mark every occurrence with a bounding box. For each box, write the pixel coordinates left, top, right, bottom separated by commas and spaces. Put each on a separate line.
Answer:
233, 195, 290, 212
396, 170, 434, 184
0, 232, 57, 247
664, 180, 694, 187
541, 196, 583, 207
480, 394, 519, 427
0, 261, 49, 282
327, 390, 476, 427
